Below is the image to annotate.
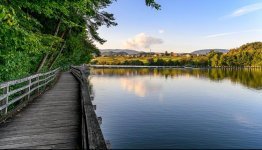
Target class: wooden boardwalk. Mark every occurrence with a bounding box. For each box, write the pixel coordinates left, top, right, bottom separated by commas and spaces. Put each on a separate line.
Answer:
0, 72, 81, 149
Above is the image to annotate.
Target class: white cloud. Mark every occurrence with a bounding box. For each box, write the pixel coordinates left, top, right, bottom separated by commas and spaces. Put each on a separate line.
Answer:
123, 33, 163, 49
245, 29, 262, 32
205, 32, 237, 38
158, 29, 165, 34
227, 3, 262, 18
205, 29, 262, 38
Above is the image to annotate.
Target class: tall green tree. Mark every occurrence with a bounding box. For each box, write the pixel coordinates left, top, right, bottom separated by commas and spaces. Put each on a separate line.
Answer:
0, 0, 161, 82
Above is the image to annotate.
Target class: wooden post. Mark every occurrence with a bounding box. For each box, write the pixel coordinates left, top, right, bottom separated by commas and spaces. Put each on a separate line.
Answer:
3, 85, 9, 114
93, 105, 96, 110
43, 74, 47, 92
28, 78, 31, 100
90, 94, 94, 101
97, 117, 102, 125
37, 75, 40, 95
106, 140, 111, 149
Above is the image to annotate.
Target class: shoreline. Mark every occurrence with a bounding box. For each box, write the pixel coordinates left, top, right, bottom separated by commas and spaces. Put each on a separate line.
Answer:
88, 64, 262, 69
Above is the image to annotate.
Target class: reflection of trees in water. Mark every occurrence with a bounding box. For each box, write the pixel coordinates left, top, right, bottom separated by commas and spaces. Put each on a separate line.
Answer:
92, 68, 262, 90
86, 76, 95, 98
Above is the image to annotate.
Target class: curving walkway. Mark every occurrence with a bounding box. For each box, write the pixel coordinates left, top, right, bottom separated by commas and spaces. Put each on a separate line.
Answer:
0, 72, 81, 149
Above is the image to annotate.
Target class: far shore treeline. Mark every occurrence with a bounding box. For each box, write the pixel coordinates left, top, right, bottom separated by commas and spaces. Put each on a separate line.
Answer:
0, 0, 160, 82
91, 42, 262, 67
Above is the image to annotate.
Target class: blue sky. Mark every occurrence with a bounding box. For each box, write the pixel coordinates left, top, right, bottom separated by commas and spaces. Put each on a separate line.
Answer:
97, 0, 262, 53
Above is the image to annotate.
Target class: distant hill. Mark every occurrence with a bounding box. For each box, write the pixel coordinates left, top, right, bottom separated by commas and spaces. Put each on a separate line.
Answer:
100, 49, 143, 56
100, 48, 229, 56
191, 49, 229, 55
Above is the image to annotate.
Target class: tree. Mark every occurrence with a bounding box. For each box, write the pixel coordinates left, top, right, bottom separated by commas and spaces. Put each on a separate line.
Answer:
147, 58, 155, 66
165, 51, 169, 56
207, 50, 222, 67
155, 58, 166, 66
211, 54, 219, 67
222, 42, 262, 67
0, 0, 161, 81
145, 0, 161, 10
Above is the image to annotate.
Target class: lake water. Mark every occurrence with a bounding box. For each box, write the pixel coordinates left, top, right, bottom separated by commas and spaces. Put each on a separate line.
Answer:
90, 68, 262, 149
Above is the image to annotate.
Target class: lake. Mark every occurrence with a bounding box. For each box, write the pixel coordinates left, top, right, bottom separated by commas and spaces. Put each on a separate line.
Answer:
90, 68, 262, 149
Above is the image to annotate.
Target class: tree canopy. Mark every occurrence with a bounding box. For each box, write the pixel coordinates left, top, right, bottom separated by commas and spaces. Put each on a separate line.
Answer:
0, 0, 161, 82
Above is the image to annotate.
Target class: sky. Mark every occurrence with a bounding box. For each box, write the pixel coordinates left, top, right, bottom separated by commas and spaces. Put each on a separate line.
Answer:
96, 0, 262, 53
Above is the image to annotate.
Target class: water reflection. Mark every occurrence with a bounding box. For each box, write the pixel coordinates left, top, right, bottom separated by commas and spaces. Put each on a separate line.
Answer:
91, 68, 262, 90
120, 78, 162, 97
234, 114, 253, 126
91, 68, 262, 149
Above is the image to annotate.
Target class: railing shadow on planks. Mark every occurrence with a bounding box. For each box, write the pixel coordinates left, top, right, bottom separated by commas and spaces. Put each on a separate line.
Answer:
0, 68, 60, 122
71, 65, 109, 149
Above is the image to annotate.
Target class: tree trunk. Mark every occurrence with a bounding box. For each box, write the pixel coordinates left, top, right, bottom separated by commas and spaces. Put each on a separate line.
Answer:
36, 53, 49, 73
35, 19, 62, 73
54, 19, 62, 36
48, 28, 71, 69
47, 30, 67, 68
48, 41, 67, 70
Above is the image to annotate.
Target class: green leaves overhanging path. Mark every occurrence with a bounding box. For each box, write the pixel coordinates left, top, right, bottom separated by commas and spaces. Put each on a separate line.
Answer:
0, 0, 161, 82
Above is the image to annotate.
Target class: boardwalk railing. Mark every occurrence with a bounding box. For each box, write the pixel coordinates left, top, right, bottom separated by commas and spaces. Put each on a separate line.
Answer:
0, 68, 60, 120
71, 65, 107, 149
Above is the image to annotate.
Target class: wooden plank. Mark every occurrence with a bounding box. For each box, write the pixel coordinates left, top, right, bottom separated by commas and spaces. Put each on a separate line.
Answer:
0, 121, 79, 131
0, 72, 81, 149
8, 115, 79, 123
0, 126, 79, 141
0, 133, 79, 149
18, 142, 80, 149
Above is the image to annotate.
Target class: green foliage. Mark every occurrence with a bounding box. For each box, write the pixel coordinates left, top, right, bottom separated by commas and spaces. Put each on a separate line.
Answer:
145, 0, 161, 10
0, 4, 55, 81
122, 60, 144, 65
92, 42, 262, 67
55, 32, 98, 70
0, 0, 161, 82
223, 42, 262, 66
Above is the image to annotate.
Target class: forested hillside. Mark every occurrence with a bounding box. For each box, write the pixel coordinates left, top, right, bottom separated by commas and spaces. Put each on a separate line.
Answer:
0, 0, 160, 82
92, 42, 262, 67
220, 42, 262, 66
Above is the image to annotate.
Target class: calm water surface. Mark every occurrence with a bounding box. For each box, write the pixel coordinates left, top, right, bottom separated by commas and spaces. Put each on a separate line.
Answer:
90, 68, 262, 149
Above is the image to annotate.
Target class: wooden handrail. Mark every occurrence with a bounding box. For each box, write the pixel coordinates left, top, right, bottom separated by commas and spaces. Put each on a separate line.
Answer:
0, 68, 60, 120
71, 65, 107, 149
